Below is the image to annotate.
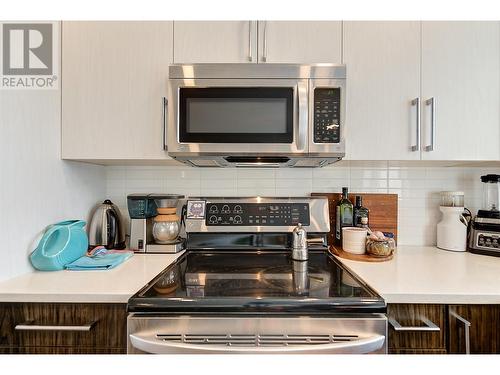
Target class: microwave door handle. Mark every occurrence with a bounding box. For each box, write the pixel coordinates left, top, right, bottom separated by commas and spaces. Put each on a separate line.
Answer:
162, 97, 168, 151
297, 83, 308, 151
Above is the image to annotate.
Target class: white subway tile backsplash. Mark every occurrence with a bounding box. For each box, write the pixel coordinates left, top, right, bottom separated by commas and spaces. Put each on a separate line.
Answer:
275, 178, 312, 190
350, 178, 388, 190
236, 168, 276, 179
106, 164, 498, 247
237, 178, 275, 189
275, 168, 313, 179
350, 168, 387, 180
200, 168, 238, 180
312, 167, 350, 180
237, 188, 277, 196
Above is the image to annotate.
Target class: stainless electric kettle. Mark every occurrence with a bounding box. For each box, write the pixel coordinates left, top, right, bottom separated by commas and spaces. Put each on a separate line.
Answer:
88, 199, 126, 249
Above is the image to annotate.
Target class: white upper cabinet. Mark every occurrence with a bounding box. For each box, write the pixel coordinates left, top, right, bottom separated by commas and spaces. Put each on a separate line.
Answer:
257, 21, 342, 63
62, 21, 173, 161
343, 21, 421, 160
173, 21, 258, 63
421, 21, 500, 160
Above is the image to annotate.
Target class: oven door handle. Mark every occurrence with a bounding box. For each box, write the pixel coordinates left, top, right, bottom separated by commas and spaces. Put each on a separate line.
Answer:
129, 333, 385, 354
296, 81, 308, 152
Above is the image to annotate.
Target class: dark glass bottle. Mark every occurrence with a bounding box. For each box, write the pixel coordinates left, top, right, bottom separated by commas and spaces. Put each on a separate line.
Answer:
353, 195, 369, 228
335, 187, 353, 244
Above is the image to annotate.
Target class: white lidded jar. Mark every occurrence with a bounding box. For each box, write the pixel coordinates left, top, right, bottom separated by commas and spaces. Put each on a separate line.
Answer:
437, 191, 467, 252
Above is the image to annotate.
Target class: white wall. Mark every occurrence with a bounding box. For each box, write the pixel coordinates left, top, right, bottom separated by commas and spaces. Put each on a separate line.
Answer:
0, 88, 105, 282
106, 164, 499, 246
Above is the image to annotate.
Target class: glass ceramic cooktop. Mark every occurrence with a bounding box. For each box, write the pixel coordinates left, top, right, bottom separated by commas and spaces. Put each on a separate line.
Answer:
128, 251, 385, 314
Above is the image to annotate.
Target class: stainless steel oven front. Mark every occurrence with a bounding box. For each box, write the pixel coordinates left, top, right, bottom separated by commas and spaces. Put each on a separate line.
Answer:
166, 64, 346, 168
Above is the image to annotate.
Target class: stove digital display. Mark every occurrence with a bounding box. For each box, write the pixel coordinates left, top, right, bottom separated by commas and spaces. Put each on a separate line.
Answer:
205, 203, 310, 226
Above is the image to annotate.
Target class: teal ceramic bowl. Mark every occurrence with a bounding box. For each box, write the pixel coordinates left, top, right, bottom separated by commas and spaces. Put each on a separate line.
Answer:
30, 220, 88, 271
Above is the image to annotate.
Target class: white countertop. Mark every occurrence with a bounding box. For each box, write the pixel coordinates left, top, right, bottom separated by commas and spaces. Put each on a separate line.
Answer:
337, 246, 500, 304
0, 253, 184, 303
1, 247, 500, 305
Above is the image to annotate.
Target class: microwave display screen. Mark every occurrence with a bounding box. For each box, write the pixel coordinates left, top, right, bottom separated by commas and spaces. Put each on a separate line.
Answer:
179, 87, 294, 143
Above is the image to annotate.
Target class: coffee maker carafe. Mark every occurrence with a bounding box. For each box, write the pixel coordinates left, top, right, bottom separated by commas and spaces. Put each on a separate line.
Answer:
127, 194, 185, 253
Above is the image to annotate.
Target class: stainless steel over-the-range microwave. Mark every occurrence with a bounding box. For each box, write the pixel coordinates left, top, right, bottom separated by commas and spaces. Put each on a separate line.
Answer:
166, 64, 346, 168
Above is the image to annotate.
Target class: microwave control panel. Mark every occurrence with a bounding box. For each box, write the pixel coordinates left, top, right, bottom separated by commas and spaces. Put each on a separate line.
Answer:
205, 203, 310, 226
313, 88, 341, 143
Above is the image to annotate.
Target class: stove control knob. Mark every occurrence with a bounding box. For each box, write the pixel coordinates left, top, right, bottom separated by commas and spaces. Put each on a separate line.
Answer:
222, 205, 230, 214
233, 215, 242, 224
209, 215, 218, 224
209, 205, 218, 213
234, 205, 243, 214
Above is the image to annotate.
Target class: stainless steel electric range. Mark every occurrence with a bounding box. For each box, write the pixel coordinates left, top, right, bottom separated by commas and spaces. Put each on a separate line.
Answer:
127, 197, 387, 354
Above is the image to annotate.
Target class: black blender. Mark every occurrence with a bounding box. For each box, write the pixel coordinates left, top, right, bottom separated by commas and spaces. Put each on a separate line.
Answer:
469, 174, 500, 256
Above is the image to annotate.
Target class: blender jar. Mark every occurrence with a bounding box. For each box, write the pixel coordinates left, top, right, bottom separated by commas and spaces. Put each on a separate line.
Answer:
481, 174, 500, 213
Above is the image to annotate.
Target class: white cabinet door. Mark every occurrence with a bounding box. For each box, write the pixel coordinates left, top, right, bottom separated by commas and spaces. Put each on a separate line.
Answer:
343, 21, 421, 160
62, 21, 173, 161
257, 21, 342, 63
421, 21, 500, 160
173, 21, 257, 63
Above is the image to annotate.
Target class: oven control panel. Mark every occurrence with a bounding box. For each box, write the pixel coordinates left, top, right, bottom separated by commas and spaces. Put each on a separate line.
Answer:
205, 203, 310, 226
313, 88, 341, 144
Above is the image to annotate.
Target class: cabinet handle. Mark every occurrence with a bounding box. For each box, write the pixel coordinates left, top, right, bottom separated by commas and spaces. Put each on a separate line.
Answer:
411, 97, 421, 152
449, 310, 471, 354
162, 96, 168, 151
247, 21, 253, 62
388, 317, 440, 332
15, 320, 97, 332
425, 97, 436, 151
262, 21, 268, 62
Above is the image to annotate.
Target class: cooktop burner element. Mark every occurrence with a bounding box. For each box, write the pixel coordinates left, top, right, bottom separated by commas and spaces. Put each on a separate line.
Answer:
128, 250, 385, 314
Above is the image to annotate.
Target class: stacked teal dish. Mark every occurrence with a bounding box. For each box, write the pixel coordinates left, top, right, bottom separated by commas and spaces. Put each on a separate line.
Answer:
30, 220, 88, 271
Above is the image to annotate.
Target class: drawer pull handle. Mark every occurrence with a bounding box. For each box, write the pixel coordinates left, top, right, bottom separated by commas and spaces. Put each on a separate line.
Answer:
15, 320, 97, 332
388, 317, 440, 332
449, 310, 471, 354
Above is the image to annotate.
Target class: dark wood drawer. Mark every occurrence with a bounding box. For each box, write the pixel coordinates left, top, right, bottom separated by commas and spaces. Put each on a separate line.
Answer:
2, 303, 127, 351
388, 304, 447, 353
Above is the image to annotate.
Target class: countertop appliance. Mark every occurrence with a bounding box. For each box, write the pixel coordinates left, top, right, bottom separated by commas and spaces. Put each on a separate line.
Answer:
88, 200, 126, 249
469, 174, 500, 257
127, 194, 185, 253
127, 197, 387, 354
437, 191, 468, 252
166, 64, 345, 168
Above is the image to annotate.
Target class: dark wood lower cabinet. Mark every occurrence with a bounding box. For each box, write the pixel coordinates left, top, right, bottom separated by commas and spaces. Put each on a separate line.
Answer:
387, 304, 447, 354
388, 303, 500, 354
0, 303, 127, 354
448, 305, 500, 354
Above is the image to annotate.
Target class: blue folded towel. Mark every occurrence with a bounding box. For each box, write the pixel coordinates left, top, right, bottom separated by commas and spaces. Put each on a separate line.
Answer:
65, 249, 133, 270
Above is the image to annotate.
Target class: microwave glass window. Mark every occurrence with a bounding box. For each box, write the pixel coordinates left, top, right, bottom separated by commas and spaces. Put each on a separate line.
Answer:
179, 87, 294, 143
186, 98, 287, 134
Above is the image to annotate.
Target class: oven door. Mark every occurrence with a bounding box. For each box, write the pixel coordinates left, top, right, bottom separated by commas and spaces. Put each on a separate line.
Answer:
128, 315, 387, 354
167, 79, 309, 157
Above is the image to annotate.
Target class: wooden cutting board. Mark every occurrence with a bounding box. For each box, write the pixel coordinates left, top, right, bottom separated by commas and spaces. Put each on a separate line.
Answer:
311, 193, 398, 246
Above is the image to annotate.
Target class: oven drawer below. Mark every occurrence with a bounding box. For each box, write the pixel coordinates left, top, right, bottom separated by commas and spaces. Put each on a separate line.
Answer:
127, 315, 387, 354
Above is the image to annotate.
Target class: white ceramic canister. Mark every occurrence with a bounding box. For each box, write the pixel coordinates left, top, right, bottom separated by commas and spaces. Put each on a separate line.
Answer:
342, 227, 368, 254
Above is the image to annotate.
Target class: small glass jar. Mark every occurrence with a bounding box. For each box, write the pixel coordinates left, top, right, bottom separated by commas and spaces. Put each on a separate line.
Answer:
366, 237, 396, 257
